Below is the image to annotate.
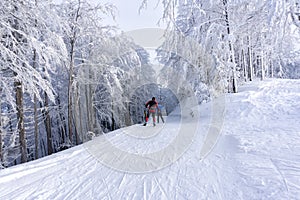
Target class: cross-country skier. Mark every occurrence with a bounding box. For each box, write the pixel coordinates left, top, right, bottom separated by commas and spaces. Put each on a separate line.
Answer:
143, 97, 158, 126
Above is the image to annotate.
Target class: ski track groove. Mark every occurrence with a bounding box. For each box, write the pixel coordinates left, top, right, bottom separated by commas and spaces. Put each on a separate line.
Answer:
48, 154, 97, 199
270, 158, 289, 193
153, 175, 169, 199
115, 173, 127, 191
98, 168, 113, 200
64, 163, 103, 199
0, 161, 65, 199
143, 179, 149, 200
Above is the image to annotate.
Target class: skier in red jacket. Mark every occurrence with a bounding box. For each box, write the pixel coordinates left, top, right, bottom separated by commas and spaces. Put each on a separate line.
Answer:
143, 97, 158, 126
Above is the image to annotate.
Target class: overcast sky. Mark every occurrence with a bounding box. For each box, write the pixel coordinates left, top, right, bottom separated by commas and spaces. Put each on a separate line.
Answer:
105, 0, 164, 31
105, 0, 166, 68
52, 0, 164, 31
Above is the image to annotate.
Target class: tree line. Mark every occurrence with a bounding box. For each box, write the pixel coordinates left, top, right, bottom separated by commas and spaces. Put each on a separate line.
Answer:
153, 0, 300, 101
0, 0, 154, 168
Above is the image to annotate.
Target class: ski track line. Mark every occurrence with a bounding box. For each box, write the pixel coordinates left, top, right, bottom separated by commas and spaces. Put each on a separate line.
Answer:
114, 173, 128, 192
153, 175, 170, 199
47, 150, 99, 199
1, 148, 96, 199
0, 154, 67, 184
209, 151, 230, 200
270, 157, 300, 184
270, 158, 289, 193
214, 164, 227, 199
0, 161, 64, 199
63, 162, 102, 200
97, 167, 113, 200
1, 164, 66, 199
143, 180, 147, 200
146, 177, 157, 200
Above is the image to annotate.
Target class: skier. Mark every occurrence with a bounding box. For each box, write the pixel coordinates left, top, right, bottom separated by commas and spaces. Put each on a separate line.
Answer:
143, 97, 158, 126
157, 104, 165, 123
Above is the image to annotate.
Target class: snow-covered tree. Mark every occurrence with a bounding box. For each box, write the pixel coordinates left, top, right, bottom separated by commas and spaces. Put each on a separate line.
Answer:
80, 36, 152, 134
0, 0, 67, 164
0, 0, 150, 167
1, 0, 299, 169
53, 0, 116, 145
150, 0, 300, 100
290, 0, 300, 28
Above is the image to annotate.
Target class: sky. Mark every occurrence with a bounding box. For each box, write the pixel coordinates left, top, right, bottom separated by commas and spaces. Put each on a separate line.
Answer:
52, 0, 165, 31
103, 0, 167, 70
104, 0, 165, 31
52, 0, 166, 74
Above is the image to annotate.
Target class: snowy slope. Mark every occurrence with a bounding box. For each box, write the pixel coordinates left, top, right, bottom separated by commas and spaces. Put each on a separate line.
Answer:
0, 79, 300, 200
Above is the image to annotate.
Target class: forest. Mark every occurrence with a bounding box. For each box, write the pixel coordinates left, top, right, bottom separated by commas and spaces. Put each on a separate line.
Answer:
0, 0, 299, 168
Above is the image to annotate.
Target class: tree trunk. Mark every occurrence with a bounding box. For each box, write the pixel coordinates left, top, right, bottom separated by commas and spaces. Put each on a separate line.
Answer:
74, 82, 81, 145
44, 92, 53, 155
31, 48, 39, 159
270, 59, 274, 78
242, 49, 248, 81
112, 105, 116, 131
15, 80, 27, 163
248, 36, 254, 81
88, 71, 95, 134
68, 37, 75, 145
78, 95, 84, 142
41, 139, 46, 157
68, 2, 81, 145
34, 94, 39, 159
68, 85, 73, 145
85, 75, 92, 136
57, 96, 67, 145
34, 0, 39, 160
0, 97, 2, 164
261, 52, 265, 80
265, 53, 270, 78
223, 0, 237, 93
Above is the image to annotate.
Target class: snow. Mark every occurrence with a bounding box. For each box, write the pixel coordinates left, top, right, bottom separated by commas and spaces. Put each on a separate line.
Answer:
0, 78, 300, 199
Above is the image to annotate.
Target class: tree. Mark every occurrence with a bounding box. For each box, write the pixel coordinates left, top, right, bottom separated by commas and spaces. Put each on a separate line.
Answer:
290, 1, 300, 28
0, 0, 67, 165
0, 92, 2, 166
0, 0, 154, 167
150, 0, 300, 98
54, 0, 115, 145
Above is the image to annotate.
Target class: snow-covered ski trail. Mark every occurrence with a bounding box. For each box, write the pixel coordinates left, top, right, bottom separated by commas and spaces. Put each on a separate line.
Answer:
0, 78, 300, 200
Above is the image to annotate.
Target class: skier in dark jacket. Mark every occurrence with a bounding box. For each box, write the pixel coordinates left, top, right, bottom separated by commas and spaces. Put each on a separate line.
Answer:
143, 97, 158, 126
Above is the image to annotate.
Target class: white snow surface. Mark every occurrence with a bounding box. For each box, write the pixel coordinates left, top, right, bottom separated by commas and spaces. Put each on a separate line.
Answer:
1, 79, 300, 200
